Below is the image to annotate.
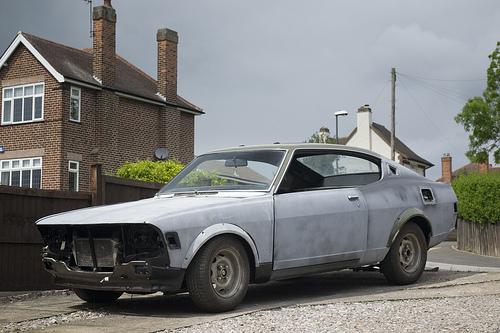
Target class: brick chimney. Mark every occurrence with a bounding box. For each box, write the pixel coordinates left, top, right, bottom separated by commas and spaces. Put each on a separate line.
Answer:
93, 0, 116, 86
441, 153, 452, 183
157, 28, 178, 103
356, 104, 373, 151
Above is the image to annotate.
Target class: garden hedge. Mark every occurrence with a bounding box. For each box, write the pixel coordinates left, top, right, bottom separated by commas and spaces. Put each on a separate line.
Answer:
115, 159, 185, 184
452, 172, 500, 225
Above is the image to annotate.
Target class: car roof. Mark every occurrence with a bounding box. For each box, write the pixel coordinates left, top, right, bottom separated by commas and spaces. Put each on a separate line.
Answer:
210, 143, 389, 161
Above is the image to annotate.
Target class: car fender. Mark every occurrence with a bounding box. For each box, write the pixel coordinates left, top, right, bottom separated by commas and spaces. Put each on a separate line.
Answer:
181, 223, 260, 269
387, 207, 432, 247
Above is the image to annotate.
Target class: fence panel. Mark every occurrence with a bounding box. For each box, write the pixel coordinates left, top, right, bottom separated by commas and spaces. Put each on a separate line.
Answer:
0, 171, 165, 291
102, 175, 162, 205
0, 186, 92, 291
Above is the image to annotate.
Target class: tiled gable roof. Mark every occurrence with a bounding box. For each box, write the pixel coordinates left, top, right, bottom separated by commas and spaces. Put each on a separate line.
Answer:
20, 33, 202, 113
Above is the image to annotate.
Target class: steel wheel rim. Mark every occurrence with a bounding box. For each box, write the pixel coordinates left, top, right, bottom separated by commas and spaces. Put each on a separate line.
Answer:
398, 233, 421, 273
209, 247, 243, 298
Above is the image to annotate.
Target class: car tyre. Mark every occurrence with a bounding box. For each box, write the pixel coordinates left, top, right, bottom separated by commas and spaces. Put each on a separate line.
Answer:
380, 222, 427, 285
73, 288, 123, 303
186, 235, 250, 312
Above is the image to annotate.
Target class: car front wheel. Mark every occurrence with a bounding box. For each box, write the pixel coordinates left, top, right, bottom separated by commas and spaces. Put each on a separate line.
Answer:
73, 288, 123, 303
186, 235, 250, 312
381, 222, 427, 285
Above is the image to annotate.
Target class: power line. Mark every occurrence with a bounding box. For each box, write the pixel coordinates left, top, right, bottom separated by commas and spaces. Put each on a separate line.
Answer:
400, 74, 471, 100
397, 78, 442, 132
397, 72, 485, 82
371, 80, 389, 110
399, 76, 467, 105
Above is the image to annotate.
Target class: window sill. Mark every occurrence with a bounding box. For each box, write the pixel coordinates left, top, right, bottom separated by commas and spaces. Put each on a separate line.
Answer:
69, 119, 81, 124
1, 119, 44, 126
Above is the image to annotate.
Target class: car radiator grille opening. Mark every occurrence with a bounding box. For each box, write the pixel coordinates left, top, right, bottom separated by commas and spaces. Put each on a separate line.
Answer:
38, 224, 168, 272
74, 238, 119, 268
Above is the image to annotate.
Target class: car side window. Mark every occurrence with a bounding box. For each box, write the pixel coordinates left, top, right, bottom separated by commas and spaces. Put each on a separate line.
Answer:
278, 150, 381, 193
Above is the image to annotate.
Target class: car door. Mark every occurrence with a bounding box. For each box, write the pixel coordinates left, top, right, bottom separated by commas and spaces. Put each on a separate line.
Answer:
272, 150, 381, 272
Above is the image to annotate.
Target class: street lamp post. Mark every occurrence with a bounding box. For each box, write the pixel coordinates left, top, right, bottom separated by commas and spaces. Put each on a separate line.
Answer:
334, 110, 348, 144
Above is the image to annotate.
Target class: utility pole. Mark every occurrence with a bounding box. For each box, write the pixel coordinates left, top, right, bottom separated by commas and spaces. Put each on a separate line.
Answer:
391, 67, 396, 161
83, 0, 93, 38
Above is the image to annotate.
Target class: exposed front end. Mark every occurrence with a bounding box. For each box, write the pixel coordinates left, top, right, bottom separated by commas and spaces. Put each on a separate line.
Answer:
38, 224, 184, 293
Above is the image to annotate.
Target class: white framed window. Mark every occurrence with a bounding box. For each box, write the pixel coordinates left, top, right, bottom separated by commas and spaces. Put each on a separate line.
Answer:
0, 157, 42, 188
2, 82, 44, 125
69, 86, 81, 122
68, 160, 79, 192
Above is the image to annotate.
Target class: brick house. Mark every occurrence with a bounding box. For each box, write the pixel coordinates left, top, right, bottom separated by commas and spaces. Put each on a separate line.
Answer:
0, 0, 203, 192
345, 104, 433, 176
437, 153, 499, 183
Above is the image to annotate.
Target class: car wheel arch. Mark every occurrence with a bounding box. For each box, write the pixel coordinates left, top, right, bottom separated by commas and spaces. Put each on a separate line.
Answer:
181, 223, 260, 270
387, 208, 433, 248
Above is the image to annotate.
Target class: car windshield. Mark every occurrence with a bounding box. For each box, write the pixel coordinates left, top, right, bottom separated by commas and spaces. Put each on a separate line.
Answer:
159, 150, 286, 193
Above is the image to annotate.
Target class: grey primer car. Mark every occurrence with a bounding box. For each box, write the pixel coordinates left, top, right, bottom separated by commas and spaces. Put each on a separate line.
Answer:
37, 144, 457, 312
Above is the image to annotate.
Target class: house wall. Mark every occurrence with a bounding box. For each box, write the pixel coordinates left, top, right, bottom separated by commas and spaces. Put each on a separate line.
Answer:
61, 84, 97, 192
99, 96, 163, 174
62, 89, 194, 191
179, 111, 195, 164
347, 128, 402, 162
0, 45, 63, 190
62, 88, 195, 191
347, 128, 427, 176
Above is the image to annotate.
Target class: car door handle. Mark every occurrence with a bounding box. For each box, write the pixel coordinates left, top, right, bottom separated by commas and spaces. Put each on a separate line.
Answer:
347, 195, 359, 201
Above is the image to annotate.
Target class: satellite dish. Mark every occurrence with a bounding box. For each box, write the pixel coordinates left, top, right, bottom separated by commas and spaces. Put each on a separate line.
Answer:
154, 148, 169, 160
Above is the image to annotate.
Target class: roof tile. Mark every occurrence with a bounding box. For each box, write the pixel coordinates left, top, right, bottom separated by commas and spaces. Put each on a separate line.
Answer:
22, 32, 202, 113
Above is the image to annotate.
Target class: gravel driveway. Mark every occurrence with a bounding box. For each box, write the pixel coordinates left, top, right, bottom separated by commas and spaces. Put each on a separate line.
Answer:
1, 271, 499, 332
169, 295, 500, 333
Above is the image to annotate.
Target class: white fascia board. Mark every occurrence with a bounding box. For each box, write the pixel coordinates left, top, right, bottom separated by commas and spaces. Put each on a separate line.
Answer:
0, 33, 65, 83
115, 91, 165, 106
176, 107, 204, 115
65, 78, 102, 90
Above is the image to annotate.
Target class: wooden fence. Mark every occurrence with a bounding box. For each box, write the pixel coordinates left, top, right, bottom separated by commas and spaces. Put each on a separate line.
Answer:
457, 219, 500, 257
0, 168, 163, 291
0, 186, 92, 290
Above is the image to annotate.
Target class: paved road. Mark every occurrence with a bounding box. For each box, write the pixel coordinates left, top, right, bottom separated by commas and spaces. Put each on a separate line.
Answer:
2, 270, 500, 332
428, 241, 500, 268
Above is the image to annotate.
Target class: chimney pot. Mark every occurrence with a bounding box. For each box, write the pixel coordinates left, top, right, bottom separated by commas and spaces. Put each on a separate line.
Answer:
104, 0, 112, 7
157, 28, 178, 44
358, 104, 372, 113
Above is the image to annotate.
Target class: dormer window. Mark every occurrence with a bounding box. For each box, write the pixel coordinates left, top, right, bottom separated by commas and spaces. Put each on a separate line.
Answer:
2, 83, 44, 125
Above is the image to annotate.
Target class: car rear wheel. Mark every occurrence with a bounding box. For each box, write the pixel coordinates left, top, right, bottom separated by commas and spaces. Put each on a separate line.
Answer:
186, 235, 250, 312
73, 288, 123, 303
380, 222, 427, 285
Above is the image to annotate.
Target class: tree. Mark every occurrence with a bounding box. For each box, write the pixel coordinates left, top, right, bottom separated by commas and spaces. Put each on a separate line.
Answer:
455, 42, 500, 163
306, 127, 336, 143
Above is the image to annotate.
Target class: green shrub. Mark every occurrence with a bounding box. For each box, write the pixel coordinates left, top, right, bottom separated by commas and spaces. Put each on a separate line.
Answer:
452, 172, 500, 224
180, 169, 228, 187
115, 159, 185, 184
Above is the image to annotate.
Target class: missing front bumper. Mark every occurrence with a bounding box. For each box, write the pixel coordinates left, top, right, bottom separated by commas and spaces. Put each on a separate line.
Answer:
43, 257, 185, 293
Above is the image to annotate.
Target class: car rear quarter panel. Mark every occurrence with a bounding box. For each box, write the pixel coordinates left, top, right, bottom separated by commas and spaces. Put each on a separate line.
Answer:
359, 174, 456, 265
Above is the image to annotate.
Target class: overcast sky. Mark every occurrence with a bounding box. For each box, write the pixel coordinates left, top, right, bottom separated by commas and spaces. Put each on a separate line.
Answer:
1, 0, 499, 179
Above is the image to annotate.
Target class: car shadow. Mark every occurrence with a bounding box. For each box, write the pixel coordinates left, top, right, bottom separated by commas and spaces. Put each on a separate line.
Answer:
69, 270, 472, 317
